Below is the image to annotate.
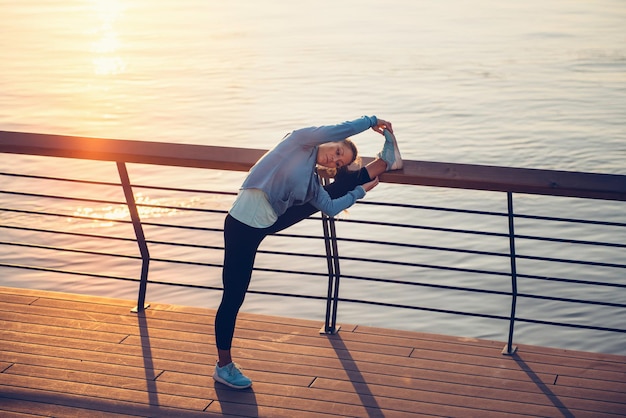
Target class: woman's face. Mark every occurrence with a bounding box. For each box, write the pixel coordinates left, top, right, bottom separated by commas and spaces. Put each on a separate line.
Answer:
317, 141, 354, 169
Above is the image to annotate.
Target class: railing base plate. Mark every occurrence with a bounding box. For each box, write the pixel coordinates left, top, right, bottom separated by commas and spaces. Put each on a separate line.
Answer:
501, 344, 518, 355
319, 325, 341, 335
130, 304, 150, 313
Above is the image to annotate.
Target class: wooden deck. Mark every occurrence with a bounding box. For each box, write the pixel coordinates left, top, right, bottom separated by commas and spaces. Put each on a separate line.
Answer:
0, 286, 624, 417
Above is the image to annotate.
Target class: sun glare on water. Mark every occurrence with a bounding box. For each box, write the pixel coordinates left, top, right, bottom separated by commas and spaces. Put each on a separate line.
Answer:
90, 0, 127, 76
69, 193, 202, 228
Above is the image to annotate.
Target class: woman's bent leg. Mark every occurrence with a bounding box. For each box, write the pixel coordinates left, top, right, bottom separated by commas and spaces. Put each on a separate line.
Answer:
268, 167, 373, 234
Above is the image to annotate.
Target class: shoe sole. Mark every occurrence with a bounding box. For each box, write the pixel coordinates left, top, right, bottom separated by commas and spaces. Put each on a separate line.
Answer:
213, 372, 252, 389
385, 130, 403, 170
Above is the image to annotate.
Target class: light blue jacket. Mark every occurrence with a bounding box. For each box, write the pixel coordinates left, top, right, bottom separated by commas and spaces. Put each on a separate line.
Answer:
241, 116, 378, 217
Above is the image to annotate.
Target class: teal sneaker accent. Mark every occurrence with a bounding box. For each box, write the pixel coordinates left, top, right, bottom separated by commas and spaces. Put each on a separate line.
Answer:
213, 362, 252, 389
377, 129, 403, 171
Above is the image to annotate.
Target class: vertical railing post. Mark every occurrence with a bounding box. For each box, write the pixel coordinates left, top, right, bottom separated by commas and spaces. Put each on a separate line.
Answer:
320, 177, 341, 334
117, 162, 150, 313
503, 191, 518, 355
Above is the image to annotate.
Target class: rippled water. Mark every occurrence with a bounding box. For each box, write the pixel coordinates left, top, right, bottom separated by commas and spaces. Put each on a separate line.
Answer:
1, 0, 625, 354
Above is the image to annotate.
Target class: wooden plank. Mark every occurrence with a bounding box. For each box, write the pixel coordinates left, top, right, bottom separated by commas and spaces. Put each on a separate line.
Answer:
3, 296, 616, 396
1, 316, 129, 344
0, 339, 211, 378
4, 364, 387, 418
18, 294, 347, 344
0, 350, 165, 381
0, 370, 211, 412
409, 344, 626, 384
0, 293, 39, 306
0, 410, 36, 418
0, 385, 222, 418
0, 329, 212, 368
0, 394, 139, 418
1, 350, 348, 417
0, 286, 133, 307
5, 334, 560, 402
158, 368, 314, 389
31, 297, 215, 325
352, 324, 503, 349
0, 352, 616, 418
510, 350, 626, 379
159, 371, 392, 418
206, 394, 385, 418
556, 374, 626, 394
312, 376, 564, 417
206, 400, 343, 418
12, 298, 552, 388
120, 328, 414, 358
0, 330, 568, 414
3, 299, 414, 358
357, 324, 626, 372
313, 374, 624, 416
1, 287, 624, 418
116, 297, 330, 331
113, 327, 548, 388
2, 335, 589, 416
0, 362, 11, 373
30, 294, 344, 339
0, 286, 319, 326
513, 342, 626, 364
12, 295, 569, 386
0, 307, 209, 344
4, 341, 274, 390
212, 383, 500, 418
23, 293, 621, 380
0, 332, 410, 394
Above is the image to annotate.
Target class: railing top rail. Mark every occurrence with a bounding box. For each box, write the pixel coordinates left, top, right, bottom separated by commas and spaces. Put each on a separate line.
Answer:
1, 130, 625, 201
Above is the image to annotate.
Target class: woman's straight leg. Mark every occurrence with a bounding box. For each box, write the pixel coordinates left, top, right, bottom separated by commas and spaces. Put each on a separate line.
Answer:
215, 215, 266, 353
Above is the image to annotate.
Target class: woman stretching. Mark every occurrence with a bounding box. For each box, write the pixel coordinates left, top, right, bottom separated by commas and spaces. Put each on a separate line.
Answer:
213, 115, 403, 389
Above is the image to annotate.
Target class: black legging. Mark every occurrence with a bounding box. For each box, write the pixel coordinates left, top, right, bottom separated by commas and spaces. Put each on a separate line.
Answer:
215, 167, 372, 350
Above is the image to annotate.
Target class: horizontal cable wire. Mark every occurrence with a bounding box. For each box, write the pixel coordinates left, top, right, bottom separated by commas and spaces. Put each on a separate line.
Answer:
0, 171, 237, 196
517, 273, 626, 289
358, 199, 626, 228
4, 170, 624, 226
10, 239, 622, 306
515, 254, 626, 269
1, 190, 126, 206
1, 241, 141, 260
3, 170, 625, 338
0, 224, 137, 243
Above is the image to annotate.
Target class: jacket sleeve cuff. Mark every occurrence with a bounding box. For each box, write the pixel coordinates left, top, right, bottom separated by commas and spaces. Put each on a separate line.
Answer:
365, 115, 377, 128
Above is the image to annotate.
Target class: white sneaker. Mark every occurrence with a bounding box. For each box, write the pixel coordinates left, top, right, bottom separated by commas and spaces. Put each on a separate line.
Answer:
213, 362, 252, 389
377, 129, 403, 170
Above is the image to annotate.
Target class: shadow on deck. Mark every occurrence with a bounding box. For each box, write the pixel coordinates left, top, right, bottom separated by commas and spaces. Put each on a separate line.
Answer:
0, 286, 624, 417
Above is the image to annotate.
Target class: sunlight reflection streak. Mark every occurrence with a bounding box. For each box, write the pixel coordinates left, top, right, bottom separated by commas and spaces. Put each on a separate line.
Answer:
91, 0, 126, 75
70, 193, 190, 228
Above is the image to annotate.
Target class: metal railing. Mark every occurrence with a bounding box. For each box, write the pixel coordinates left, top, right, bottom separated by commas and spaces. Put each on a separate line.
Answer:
1, 130, 625, 354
